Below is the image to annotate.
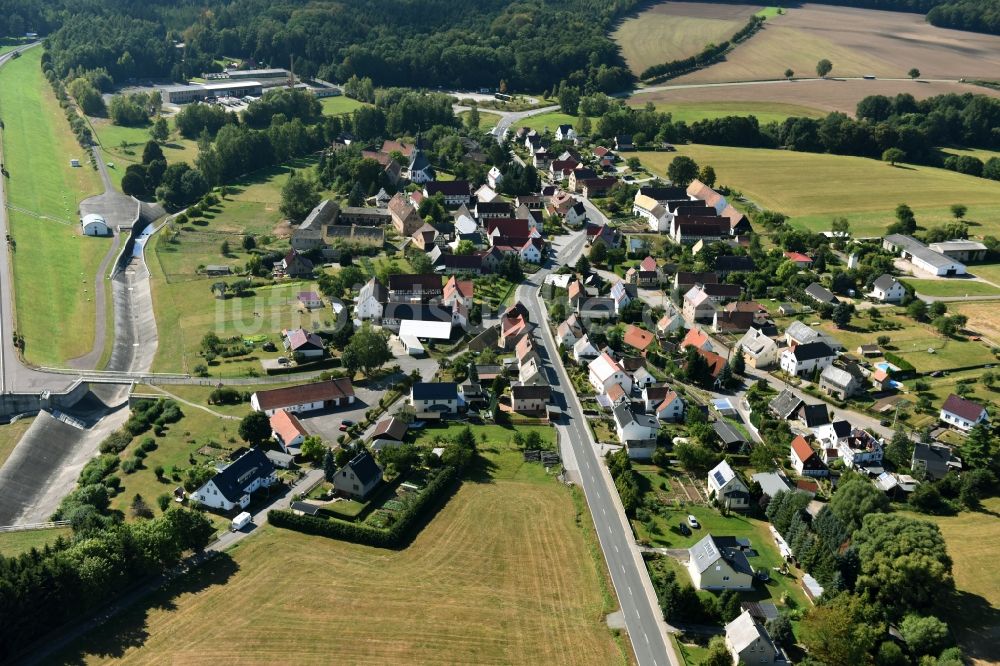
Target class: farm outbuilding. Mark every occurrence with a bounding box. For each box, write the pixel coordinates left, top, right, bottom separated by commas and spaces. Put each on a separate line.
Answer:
81, 213, 110, 236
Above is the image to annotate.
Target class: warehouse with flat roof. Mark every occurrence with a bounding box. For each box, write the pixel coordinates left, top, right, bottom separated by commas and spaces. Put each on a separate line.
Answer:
162, 80, 263, 104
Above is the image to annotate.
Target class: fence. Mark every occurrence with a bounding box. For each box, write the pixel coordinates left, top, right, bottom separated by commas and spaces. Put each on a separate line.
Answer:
0, 520, 70, 533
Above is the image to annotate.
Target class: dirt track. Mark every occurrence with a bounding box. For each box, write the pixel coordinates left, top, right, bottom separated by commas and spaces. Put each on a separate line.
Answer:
671, 3, 1000, 83
629, 78, 1000, 116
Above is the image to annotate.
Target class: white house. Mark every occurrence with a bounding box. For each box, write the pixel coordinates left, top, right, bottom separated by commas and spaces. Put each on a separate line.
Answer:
81, 213, 110, 236
191, 448, 276, 511
869, 274, 906, 303
819, 365, 860, 400
355, 277, 387, 321
612, 401, 659, 459
557, 313, 584, 347
487, 166, 503, 190
633, 193, 671, 233
655, 390, 684, 422
333, 450, 383, 500
726, 610, 782, 666
555, 124, 577, 141
791, 435, 828, 477
940, 394, 989, 431
518, 239, 542, 264
565, 201, 588, 227
269, 409, 308, 455
707, 460, 750, 510
573, 334, 599, 363
250, 378, 355, 416
410, 382, 459, 418
688, 534, 754, 591
683, 285, 718, 322
779, 341, 837, 377
589, 352, 633, 395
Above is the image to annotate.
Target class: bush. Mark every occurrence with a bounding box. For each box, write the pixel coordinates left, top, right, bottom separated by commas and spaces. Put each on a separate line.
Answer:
99, 429, 133, 454
121, 458, 138, 474
270, 465, 461, 547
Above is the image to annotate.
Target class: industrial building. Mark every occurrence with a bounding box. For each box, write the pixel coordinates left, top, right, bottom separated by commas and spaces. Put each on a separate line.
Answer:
162, 80, 263, 104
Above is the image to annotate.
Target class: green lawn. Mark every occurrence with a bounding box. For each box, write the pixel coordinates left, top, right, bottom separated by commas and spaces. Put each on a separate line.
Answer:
90, 117, 199, 190
637, 145, 1000, 237
627, 100, 825, 125
756, 6, 784, 18
320, 95, 367, 116
458, 109, 502, 131
903, 279, 1000, 298
409, 422, 556, 451
634, 503, 809, 612
0, 417, 33, 468
898, 498, 1000, 665
522, 111, 587, 133
774, 310, 995, 372
0, 527, 72, 558
0, 47, 108, 365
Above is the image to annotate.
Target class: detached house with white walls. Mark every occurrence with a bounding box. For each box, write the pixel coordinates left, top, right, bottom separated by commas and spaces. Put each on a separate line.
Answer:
780, 342, 837, 378
192, 448, 277, 511
707, 460, 750, 510
940, 394, 989, 431
589, 352, 632, 395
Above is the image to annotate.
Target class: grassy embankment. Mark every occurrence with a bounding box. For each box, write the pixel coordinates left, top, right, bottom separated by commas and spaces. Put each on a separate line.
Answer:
0, 47, 107, 366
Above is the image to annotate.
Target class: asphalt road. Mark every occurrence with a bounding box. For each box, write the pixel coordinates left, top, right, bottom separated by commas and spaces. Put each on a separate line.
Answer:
519, 230, 679, 666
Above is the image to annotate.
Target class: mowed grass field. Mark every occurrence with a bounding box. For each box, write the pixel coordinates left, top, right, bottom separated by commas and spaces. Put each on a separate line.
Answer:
458, 109, 502, 131
57, 451, 625, 665
0, 47, 109, 365
612, 1, 759, 75
671, 3, 1000, 84
90, 118, 199, 190
637, 145, 1000, 237
320, 95, 367, 116
0, 527, 72, 558
950, 300, 1000, 344
903, 279, 1000, 298
900, 498, 1000, 666
522, 110, 584, 133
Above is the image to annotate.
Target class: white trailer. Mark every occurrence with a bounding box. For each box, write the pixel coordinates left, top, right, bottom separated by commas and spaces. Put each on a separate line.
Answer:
231, 511, 252, 531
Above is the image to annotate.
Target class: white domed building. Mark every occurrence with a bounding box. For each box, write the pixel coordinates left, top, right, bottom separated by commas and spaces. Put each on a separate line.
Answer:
81, 213, 110, 236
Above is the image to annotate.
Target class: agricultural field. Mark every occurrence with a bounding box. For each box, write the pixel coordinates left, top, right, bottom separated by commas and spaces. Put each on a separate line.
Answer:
951, 300, 1000, 344
903, 279, 1000, 298
900, 498, 1000, 666
0, 527, 72, 558
637, 145, 1000, 237
56, 449, 625, 665
319, 95, 367, 116
670, 3, 1000, 84
627, 99, 825, 124
629, 78, 1000, 118
0, 417, 33, 469
612, 1, 759, 76
0, 46, 109, 366
90, 117, 199, 190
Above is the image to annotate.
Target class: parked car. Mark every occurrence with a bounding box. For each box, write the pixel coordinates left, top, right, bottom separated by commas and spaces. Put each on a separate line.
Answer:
678, 522, 691, 536
687, 514, 700, 529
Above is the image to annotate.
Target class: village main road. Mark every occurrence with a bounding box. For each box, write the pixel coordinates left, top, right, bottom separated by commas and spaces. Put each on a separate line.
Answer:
515, 230, 679, 666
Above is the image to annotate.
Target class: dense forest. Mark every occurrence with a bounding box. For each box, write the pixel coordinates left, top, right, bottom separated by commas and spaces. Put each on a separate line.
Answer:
4, 0, 639, 92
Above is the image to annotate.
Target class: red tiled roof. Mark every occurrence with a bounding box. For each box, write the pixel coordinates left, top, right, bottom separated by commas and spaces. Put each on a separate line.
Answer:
791, 435, 817, 462
624, 325, 655, 352
269, 409, 307, 445
254, 379, 354, 412
784, 251, 812, 263
607, 383, 626, 403
639, 256, 658, 272
698, 349, 726, 378
681, 328, 711, 351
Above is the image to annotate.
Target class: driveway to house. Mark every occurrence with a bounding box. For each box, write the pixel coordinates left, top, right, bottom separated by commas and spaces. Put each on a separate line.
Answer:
517, 235, 679, 666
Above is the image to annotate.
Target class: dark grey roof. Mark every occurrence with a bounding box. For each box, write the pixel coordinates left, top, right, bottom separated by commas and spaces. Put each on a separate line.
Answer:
792, 341, 836, 362
383, 302, 453, 323
638, 186, 687, 201
830, 420, 852, 438
799, 404, 830, 428
769, 389, 804, 419
613, 401, 658, 430
714, 420, 747, 445
347, 451, 382, 486
412, 382, 458, 401
209, 448, 275, 503
911, 442, 960, 480
290, 501, 320, 515
872, 274, 900, 291
409, 148, 432, 173
806, 282, 838, 304
689, 534, 754, 576
714, 255, 756, 272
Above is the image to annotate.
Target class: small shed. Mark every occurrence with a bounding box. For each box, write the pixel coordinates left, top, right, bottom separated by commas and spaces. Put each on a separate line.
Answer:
81, 213, 110, 236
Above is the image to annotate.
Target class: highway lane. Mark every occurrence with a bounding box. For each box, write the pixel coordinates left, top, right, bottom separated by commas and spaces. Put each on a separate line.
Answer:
518, 231, 679, 666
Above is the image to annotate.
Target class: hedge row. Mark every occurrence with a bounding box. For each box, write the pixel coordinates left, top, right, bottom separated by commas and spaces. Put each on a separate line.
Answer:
640, 15, 764, 82
883, 352, 917, 373
269, 464, 461, 547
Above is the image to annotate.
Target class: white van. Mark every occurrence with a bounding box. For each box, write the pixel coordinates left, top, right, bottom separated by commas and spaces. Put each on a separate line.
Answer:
231, 511, 252, 531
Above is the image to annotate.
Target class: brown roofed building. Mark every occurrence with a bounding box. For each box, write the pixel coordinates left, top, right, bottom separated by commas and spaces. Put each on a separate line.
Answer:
389, 193, 423, 236
251, 378, 355, 416
624, 325, 655, 354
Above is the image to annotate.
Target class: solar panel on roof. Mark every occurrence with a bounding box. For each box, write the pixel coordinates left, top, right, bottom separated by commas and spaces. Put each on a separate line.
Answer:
713, 470, 726, 486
